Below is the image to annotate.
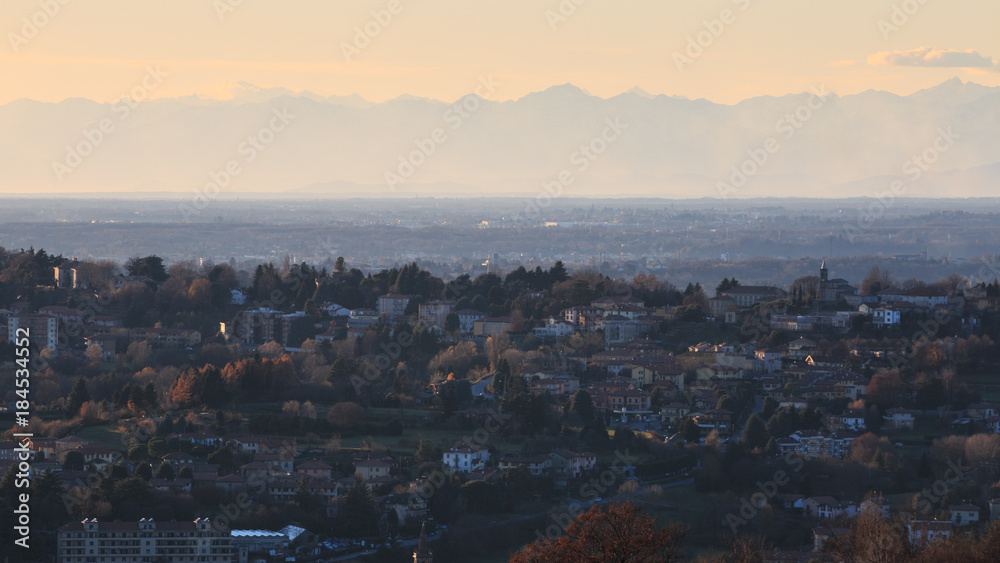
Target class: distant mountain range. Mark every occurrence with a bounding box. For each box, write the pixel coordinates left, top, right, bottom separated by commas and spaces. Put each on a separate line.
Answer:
1, 78, 998, 198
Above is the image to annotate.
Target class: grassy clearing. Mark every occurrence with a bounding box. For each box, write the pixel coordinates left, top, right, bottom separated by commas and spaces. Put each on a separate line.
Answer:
73, 424, 127, 451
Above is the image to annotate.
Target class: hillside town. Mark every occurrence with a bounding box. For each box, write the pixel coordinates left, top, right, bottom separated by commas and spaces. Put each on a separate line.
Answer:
1, 248, 999, 562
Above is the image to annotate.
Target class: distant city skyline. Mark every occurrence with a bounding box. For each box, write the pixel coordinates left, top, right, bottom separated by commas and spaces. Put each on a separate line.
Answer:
2, 0, 998, 106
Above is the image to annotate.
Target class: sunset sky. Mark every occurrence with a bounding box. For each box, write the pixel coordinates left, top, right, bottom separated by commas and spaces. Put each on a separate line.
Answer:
2, 0, 998, 104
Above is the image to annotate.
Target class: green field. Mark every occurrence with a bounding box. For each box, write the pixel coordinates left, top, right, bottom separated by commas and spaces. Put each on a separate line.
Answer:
73, 424, 128, 451
961, 372, 1000, 402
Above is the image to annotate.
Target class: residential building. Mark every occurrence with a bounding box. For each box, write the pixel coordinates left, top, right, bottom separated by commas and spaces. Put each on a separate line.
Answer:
54, 265, 79, 289
778, 430, 855, 459
883, 408, 915, 430
297, 460, 333, 480
347, 309, 381, 334
838, 410, 867, 432
442, 444, 489, 472
908, 521, 952, 546
549, 450, 597, 478
454, 309, 486, 334
472, 316, 511, 337
590, 295, 643, 310
57, 518, 233, 562
418, 300, 455, 330
603, 316, 652, 345
230, 289, 246, 305
39, 305, 84, 324
355, 459, 392, 482
529, 375, 580, 396
8, 314, 59, 351
872, 308, 901, 327
720, 286, 788, 308
238, 308, 284, 346
84, 334, 116, 360
708, 296, 737, 320
948, 504, 980, 526
498, 455, 552, 476
532, 316, 577, 339
377, 293, 411, 321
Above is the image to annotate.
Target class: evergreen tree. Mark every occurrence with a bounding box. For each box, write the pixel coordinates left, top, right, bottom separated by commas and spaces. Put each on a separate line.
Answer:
155, 462, 175, 481
65, 377, 90, 418
135, 463, 153, 480
570, 390, 595, 423
339, 477, 379, 537
742, 413, 768, 451
549, 260, 569, 282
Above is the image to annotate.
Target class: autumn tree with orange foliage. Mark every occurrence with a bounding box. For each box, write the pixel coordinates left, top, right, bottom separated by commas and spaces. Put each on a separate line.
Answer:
509, 502, 686, 563
220, 355, 296, 391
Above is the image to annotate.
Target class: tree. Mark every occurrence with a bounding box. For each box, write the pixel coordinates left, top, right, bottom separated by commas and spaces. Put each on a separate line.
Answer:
415, 439, 438, 463
742, 413, 768, 452
549, 260, 568, 283
444, 312, 460, 333
823, 500, 913, 562
716, 277, 740, 295
327, 358, 354, 381
146, 437, 168, 459
65, 377, 90, 418
135, 463, 152, 480
155, 462, 175, 481
762, 396, 779, 420
125, 255, 169, 282
677, 417, 700, 443
570, 390, 595, 423
509, 501, 686, 563
327, 401, 366, 430
339, 477, 379, 538
62, 450, 85, 471
861, 265, 894, 296
717, 395, 737, 413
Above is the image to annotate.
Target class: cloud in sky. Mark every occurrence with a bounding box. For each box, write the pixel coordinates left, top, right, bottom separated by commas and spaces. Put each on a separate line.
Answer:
868, 47, 997, 68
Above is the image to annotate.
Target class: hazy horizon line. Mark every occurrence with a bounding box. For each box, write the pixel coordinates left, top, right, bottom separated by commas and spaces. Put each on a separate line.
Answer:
3, 76, 989, 108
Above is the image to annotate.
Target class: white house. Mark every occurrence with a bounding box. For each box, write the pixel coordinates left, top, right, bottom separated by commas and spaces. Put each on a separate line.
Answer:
532, 317, 576, 339
883, 408, 915, 430
548, 449, 597, 478
872, 308, 901, 327
839, 410, 867, 432
948, 504, 980, 526
321, 303, 352, 317
908, 521, 952, 545
230, 289, 247, 305
442, 444, 489, 472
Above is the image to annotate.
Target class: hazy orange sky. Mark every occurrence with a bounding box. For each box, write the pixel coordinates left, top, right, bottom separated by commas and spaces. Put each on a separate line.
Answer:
3, 0, 998, 105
